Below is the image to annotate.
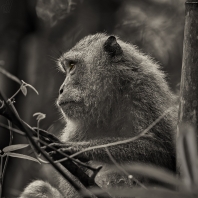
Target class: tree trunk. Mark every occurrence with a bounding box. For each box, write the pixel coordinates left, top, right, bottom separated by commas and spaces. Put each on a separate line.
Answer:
178, 1, 198, 132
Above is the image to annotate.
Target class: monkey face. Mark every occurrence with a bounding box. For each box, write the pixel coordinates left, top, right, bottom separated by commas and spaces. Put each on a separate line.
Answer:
56, 34, 122, 122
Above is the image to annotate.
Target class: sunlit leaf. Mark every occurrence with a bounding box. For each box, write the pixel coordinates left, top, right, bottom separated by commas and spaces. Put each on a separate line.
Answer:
21, 80, 39, 95
6, 152, 40, 164
20, 85, 27, 96
33, 112, 46, 121
3, 144, 29, 153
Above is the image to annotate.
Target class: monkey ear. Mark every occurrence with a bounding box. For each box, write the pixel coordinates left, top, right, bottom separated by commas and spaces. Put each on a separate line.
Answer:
104, 36, 123, 58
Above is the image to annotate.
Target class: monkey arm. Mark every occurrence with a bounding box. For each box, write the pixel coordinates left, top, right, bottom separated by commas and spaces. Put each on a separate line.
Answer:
48, 136, 175, 171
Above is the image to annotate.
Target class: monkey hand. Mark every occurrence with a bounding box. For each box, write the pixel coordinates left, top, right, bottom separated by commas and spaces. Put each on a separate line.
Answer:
42, 142, 91, 162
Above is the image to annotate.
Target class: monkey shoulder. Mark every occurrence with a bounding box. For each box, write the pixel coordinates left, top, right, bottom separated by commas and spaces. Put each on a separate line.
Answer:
20, 180, 64, 198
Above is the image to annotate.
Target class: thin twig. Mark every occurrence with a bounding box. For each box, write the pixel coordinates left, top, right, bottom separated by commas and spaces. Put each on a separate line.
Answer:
0, 123, 26, 136
39, 139, 99, 172
1, 121, 13, 184
9, 87, 22, 101
105, 147, 147, 189
0, 67, 21, 85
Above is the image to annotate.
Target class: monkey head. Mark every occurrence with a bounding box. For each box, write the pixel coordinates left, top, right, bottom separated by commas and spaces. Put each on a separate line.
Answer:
57, 33, 173, 128
57, 34, 129, 124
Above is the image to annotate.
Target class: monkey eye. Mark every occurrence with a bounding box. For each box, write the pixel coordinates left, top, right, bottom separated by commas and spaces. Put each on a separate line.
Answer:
68, 60, 76, 74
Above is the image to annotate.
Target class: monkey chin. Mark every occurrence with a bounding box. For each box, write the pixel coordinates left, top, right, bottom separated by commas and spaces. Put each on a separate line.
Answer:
59, 102, 86, 119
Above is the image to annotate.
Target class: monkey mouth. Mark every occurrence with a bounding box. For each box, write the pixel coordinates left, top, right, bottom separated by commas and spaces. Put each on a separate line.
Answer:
58, 100, 83, 107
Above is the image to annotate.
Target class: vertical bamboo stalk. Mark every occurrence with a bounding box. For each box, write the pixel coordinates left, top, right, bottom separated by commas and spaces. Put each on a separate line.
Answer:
178, 1, 198, 133
178, 0, 198, 185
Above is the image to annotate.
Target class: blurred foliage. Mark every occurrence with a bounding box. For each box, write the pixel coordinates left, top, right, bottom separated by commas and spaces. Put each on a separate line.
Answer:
0, 0, 185, 197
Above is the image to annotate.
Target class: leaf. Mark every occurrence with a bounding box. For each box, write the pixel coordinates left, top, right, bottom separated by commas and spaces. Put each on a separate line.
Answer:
33, 112, 43, 117
20, 85, 27, 96
6, 152, 40, 164
33, 112, 46, 121
177, 123, 198, 190
21, 80, 39, 95
3, 144, 29, 153
0, 67, 21, 85
37, 114, 46, 121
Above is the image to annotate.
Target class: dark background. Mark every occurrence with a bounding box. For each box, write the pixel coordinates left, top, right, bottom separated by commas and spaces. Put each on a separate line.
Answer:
0, 0, 185, 197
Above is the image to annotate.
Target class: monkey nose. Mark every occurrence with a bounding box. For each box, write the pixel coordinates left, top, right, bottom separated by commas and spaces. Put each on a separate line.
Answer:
59, 83, 66, 95
59, 87, 64, 95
